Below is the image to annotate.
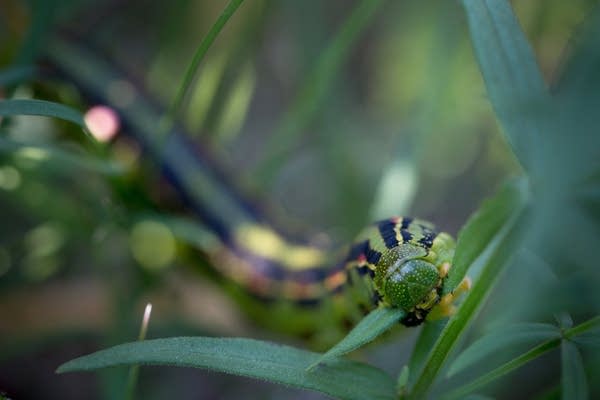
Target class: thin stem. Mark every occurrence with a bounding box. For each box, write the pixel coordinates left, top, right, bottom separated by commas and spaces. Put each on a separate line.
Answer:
125, 304, 153, 400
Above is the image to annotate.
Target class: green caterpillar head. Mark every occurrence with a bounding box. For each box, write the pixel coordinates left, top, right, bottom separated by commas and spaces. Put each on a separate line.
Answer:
374, 233, 455, 324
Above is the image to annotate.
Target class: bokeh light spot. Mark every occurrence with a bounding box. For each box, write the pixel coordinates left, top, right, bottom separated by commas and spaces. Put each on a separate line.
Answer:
0, 165, 21, 190
84, 105, 120, 142
130, 220, 176, 271
25, 223, 65, 258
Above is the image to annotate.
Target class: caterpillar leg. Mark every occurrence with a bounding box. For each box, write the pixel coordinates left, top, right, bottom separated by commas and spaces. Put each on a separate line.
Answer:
429, 276, 472, 320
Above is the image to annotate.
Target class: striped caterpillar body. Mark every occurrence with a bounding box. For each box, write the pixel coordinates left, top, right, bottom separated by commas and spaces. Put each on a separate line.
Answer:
47, 39, 462, 346
215, 217, 456, 341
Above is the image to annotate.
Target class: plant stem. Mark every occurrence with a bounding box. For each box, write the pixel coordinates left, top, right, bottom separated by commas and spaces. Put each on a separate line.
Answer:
125, 304, 153, 400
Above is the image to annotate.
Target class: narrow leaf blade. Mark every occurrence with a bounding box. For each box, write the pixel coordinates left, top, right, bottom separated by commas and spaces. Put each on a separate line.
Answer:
445, 179, 526, 294
447, 323, 560, 377
461, 0, 550, 171
410, 179, 530, 398
561, 341, 588, 400
0, 137, 123, 176
310, 307, 405, 369
0, 99, 87, 130
0, 66, 35, 87
444, 338, 561, 400
57, 337, 396, 400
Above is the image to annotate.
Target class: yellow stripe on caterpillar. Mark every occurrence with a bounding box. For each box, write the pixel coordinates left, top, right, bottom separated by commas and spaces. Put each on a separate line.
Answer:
234, 224, 329, 270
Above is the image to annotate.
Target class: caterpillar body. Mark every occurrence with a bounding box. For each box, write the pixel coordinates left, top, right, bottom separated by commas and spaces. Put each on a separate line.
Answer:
47, 39, 467, 346
217, 217, 455, 330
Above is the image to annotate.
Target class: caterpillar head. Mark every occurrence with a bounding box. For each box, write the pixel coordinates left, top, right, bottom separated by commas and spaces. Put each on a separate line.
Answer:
375, 247, 441, 308
374, 235, 455, 323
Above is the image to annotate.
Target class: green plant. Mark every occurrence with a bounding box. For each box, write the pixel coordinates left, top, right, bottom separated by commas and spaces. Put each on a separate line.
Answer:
1, 0, 598, 399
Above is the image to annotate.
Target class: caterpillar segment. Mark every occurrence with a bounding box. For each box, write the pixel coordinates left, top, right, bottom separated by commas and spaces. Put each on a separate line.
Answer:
214, 217, 465, 341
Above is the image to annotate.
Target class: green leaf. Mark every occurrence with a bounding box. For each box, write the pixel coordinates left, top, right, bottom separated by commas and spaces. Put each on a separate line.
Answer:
0, 137, 123, 176
447, 323, 560, 377
253, 0, 386, 185
555, 6, 600, 106
561, 340, 588, 400
0, 99, 87, 131
442, 316, 600, 400
0, 66, 35, 87
309, 307, 405, 370
396, 365, 410, 397
551, 7, 600, 181
161, 0, 246, 136
461, 0, 550, 173
138, 214, 220, 251
407, 319, 447, 386
57, 337, 396, 400
409, 179, 530, 398
444, 338, 561, 400
445, 179, 526, 294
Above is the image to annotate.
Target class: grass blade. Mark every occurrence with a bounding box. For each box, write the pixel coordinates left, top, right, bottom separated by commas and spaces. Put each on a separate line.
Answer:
447, 323, 560, 377
0, 137, 123, 176
406, 319, 447, 387
308, 307, 405, 370
0, 99, 86, 130
409, 179, 530, 398
0, 66, 36, 87
444, 338, 560, 400
57, 337, 396, 400
443, 316, 599, 399
561, 341, 588, 400
461, 0, 550, 172
444, 179, 525, 294
161, 0, 245, 135
253, 0, 386, 185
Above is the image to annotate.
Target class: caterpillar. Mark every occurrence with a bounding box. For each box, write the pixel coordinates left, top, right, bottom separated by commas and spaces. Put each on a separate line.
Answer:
45, 38, 469, 345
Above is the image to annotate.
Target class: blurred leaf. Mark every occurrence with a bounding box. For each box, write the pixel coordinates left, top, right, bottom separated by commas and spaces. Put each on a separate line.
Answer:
555, 6, 600, 106
461, 0, 550, 173
445, 179, 526, 294
57, 337, 396, 400
551, 6, 600, 182
0, 66, 35, 87
569, 316, 600, 348
445, 338, 561, 400
407, 319, 447, 386
137, 214, 220, 251
254, 0, 386, 185
162, 0, 246, 135
0, 99, 87, 131
443, 316, 600, 399
561, 340, 588, 400
396, 365, 410, 396
0, 137, 123, 176
447, 323, 560, 377
308, 307, 405, 370
14, 0, 59, 66
410, 178, 530, 398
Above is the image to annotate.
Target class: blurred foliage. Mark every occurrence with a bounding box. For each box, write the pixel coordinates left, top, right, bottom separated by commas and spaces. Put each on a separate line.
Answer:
1, 0, 599, 399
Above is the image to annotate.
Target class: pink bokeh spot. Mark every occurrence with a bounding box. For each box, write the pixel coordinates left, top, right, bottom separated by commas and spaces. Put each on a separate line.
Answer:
84, 105, 120, 142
